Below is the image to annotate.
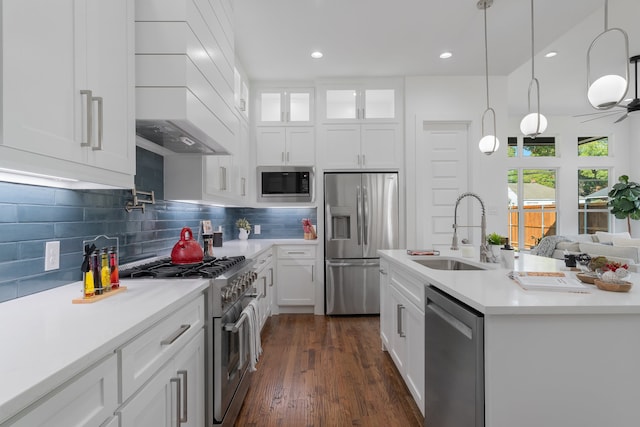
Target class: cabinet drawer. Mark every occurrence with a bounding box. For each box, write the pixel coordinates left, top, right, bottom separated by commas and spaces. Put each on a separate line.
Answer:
389, 266, 424, 310
7, 355, 117, 427
119, 295, 204, 403
254, 248, 274, 272
277, 245, 316, 259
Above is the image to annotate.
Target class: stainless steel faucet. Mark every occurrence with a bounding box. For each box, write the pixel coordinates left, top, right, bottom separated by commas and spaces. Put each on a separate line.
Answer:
450, 192, 495, 263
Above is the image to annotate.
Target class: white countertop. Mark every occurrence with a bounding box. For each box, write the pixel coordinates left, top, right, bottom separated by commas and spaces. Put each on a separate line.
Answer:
379, 249, 640, 315
0, 238, 316, 423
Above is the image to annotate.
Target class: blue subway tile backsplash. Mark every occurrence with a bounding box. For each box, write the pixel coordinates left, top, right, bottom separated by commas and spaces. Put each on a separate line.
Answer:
0, 147, 316, 302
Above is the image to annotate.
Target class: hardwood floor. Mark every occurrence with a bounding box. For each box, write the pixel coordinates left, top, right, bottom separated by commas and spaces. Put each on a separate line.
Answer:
234, 314, 424, 427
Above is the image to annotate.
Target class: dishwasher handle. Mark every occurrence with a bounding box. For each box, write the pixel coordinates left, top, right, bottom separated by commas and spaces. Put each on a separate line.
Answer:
426, 300, 473, 340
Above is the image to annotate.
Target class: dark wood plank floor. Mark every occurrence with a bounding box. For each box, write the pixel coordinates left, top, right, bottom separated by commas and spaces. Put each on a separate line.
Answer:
235, 314, 424, 427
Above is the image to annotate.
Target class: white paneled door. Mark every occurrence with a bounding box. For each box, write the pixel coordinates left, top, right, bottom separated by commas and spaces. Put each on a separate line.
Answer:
415, 123, 469, 251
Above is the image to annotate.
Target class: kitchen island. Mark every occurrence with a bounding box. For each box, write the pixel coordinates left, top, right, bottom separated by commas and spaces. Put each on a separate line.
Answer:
379, 249, 640, 427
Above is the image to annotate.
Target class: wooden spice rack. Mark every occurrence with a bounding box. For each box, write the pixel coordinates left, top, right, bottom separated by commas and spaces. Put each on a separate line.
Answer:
72, 286, 127, 304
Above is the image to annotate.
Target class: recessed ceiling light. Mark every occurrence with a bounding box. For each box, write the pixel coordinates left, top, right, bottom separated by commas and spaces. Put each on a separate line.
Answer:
545, 51, 558, 58
440, 52, 453, 59
311, 51, 323, 59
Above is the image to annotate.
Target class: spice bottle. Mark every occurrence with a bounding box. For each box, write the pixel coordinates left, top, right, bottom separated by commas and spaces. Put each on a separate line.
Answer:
101, 248, 111, 292
92, 250, 103, 295
82, 245, 95, 298
109, 246, 119, 289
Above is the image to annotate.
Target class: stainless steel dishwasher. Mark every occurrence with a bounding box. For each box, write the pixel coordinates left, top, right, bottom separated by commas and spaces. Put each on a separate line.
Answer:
424, 285, 484, 427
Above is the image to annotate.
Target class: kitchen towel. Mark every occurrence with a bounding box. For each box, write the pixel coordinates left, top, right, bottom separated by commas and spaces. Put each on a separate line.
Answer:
245, 300, 262, 371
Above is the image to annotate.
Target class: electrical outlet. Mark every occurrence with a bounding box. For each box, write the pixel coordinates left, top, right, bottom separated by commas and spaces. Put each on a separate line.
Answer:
254, 225, 261, 234
45, 241, 60, 271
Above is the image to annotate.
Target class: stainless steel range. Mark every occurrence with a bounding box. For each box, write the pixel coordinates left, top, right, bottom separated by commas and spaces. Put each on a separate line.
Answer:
120, 255, 258, 427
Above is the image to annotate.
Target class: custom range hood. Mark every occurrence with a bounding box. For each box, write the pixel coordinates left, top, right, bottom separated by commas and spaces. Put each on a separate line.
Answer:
135, 4, 238, 156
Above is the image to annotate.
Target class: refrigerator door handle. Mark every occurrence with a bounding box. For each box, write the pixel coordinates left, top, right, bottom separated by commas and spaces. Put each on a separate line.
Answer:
356, 185, 362, 246
363, 185, 369, 246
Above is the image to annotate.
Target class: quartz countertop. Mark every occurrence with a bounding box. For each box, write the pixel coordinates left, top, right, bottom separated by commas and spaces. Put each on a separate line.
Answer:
0, 238, 317, 423
379, 249, 640, 315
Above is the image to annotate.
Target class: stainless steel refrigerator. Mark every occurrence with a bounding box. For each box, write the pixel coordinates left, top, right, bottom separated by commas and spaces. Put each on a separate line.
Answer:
324, 172, 399, 315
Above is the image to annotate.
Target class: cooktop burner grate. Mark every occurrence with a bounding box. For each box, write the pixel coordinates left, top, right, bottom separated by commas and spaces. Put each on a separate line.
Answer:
120, 256, 246, 279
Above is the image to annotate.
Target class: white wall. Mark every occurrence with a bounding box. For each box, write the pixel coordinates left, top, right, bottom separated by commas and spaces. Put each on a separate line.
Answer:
405, 75, 508, 248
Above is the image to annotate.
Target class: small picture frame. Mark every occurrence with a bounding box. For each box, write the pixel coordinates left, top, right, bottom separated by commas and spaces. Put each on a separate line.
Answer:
202, 220, 213, 235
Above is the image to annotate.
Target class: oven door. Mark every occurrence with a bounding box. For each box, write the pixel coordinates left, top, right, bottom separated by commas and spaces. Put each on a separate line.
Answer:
213, 302, 250, 423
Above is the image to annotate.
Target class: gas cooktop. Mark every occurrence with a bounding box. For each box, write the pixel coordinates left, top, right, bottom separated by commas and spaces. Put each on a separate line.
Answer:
119, 256, 247, 279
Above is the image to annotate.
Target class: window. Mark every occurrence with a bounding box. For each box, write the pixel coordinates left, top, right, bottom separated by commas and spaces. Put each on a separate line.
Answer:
508, 136, 556, 158
508, 168, 557, 250
578, 136, 608, 157
578, 168, 610, 233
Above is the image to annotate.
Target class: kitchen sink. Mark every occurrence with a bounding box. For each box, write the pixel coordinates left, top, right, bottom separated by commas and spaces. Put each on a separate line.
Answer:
412, 257, 487, 271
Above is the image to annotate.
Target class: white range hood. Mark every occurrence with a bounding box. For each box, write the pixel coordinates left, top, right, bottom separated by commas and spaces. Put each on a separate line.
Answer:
135, 2, 238, 156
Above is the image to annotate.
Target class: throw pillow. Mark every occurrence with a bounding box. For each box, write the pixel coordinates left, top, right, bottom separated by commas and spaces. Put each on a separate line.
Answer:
612, 237, 640, 247
579, 242, 640, 263
594, 231, 631, 244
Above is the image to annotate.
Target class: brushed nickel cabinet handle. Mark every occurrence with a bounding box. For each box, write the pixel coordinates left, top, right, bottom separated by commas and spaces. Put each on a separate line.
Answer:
80, 90, 93, 147
161, 324, 191, 345
397, 304, 406, 337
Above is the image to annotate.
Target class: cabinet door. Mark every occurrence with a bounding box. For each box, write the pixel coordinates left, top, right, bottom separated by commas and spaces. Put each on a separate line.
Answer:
172, 330, 205, 427
363, 89, 396, 120
379, 260, 392, 350
234, 121, 250, 200
205, 155, 233, 195
85, 0, 134, 175
286, 127, 315, 165
2, 0, 84, 163
256, 127, 286, 165
360, 124, 401, 169
118, 361, 174, 427
404, 302, 425, 415
258, 90, 284, 123
388, 286, 406, 374
286, 89, 313, 124
7, 355, 118, 427
321, 125, 361, 169
325, 89, 358, 120
277, 260, 315, 306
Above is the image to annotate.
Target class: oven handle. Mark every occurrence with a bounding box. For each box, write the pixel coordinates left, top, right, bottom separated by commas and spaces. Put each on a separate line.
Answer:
224, 311, 248, 333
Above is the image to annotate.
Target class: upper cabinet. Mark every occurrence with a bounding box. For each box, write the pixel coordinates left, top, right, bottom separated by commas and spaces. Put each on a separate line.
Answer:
256, 88, 314, 125
234, 67, 250, 121
318, 79, 403, 124
0, 0, 135, 188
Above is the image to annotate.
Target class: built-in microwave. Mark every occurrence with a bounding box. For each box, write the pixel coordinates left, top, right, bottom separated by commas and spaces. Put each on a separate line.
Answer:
257, 166, 314, 203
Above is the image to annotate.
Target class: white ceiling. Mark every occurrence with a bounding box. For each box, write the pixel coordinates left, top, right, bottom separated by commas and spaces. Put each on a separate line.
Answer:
234, 0, 640, 117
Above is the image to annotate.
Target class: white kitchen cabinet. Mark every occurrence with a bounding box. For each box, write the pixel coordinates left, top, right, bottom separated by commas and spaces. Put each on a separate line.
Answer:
5, 355, 118, 427
380, 263, 425, 416
256, 88, 314, 125
321, 123, 402, 169
233, 121, 251, 201
276, 245, 317, 310
256, 127, 315, 166
379, 259, 392, 350
254, 248, 275, 328
319, 81, 402, 123
234, 67, 250, 120
118, 330, 204, 427
164, 154, 249, 204
0, 0, 135, 188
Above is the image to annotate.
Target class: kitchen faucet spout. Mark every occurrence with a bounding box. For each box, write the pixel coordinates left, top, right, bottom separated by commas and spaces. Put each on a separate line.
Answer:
450, 192, 495, 263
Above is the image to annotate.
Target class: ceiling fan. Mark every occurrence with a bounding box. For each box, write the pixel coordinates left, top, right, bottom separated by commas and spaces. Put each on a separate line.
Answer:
576, 55, 640, 123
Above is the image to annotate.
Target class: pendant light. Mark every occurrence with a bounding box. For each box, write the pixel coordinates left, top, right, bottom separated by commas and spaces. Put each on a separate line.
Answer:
586, 0, 629, 110
478, 0, 499, 155
520, 0, 547, 138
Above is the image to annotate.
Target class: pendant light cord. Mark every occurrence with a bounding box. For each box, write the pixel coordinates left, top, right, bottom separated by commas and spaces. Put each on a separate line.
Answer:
484, 4, 490, 110
530, 0, 535, 80
604, 0, 608, 31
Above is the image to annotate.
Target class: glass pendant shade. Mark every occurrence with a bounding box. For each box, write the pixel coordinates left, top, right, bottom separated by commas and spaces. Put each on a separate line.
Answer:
478, 135, 500, 154
587, 74, 627, 108
520, 113, 548, 137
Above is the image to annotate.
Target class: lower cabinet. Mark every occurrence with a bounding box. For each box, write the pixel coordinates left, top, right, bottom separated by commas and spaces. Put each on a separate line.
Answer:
276, 245, 316, 310
4, 355, 118, 427
380, 260, 425, 416
117, 329, 204, 427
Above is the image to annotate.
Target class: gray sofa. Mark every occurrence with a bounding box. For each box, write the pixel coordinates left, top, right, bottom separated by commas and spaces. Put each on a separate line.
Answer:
533, 232, 640, 272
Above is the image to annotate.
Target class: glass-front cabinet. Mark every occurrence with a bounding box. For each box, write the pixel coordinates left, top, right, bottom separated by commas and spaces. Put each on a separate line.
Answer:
256, 88, 314, 125
319, 79, 402, 123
